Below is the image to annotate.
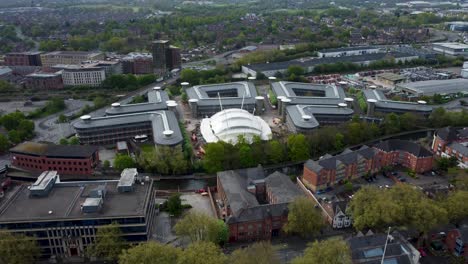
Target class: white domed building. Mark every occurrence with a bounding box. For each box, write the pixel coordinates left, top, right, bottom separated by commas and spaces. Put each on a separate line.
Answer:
200, 108, 272, 144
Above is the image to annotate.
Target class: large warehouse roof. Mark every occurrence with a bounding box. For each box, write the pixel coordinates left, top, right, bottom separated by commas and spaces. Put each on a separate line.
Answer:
396, 78, 468, 96
200, 108, 272, 144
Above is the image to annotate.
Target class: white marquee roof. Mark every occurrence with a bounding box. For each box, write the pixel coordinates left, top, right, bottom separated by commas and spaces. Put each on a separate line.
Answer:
200, 108, 272, 144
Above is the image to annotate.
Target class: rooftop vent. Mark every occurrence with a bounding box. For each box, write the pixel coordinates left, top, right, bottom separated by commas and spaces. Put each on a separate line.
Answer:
90, 185, 107, 198
81, 197, 103, 213
181, 82, 190, 86
153, 86, 161, 90
118, 168, 138, 193
30, 171, 59, 197
344, 97, 354, 102
163, 130, 174, 137
80, 115, 91, 123
338, 103, 347, 108
302, 115, 312, 121
111, 103, 121, 108
417, 100, 427, 105
268, 76, 277, 80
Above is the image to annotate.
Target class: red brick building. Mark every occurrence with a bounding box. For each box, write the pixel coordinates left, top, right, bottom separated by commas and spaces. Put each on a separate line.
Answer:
121, 53, 153, 75
303, 140, 433, 192
217, 167, 303, 242
4, 52, 42, 66
445, 228, 468, 260
432, 127, 468, 169
10, 142, 99, 176
24, 73, 64, 90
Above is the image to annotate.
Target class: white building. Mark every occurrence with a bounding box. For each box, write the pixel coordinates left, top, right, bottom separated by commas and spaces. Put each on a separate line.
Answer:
432, 42, 468, 56
58, 65, 106, 87
331, 201, 352, 229
200, 108, 272, 144
317, 46, 380, 58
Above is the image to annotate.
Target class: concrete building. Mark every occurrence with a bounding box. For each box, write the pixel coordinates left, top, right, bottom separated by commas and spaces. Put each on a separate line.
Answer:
4, 52, 42, 66
302, 140, 433, 192
73, 111, 183, 147
271, 82, 354, 132
186, 82, 259, 118
396, 79, 468, 97
24, 72, 64, 90
10, 142, 99, 176
432, 42, 468, 57
151, 40, 181, 74
55, 64, 106, 87
242, 52, 418, 77
317, 46, 380, 58
217, 166, 303, 242
432, 127, 468, 169
121, 53, 153, 75
363, 89, 432, 115
447, 21, 468, 32
105, 88, 170, 116
41, 51, 104, 68
85, 60, 122, 77
376, 72, 407, 86
0, 170, 156, 259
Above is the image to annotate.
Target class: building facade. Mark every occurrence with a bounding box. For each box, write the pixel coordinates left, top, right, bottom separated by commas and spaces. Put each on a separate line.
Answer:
0, 170, 156, 260
5, 52, 42, 66
445, 228, 468, 260
24, 73, 64, 90
217, 167, 303, 242
432, 127, 468, 168
41, 51, 104, 68
302, 140, 433, 192
317, 46, 380, 58
122, 53, 153, 75
59, 65, 106, 87
151, 40, 181, 74
432, 42, 468, 56
10, 142, 99, 176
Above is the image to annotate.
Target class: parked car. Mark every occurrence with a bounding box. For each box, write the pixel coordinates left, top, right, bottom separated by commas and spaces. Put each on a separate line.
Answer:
418, 248, 427, 257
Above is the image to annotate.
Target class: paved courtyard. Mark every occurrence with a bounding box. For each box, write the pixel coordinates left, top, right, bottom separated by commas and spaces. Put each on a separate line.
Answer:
180, 193, 215, 216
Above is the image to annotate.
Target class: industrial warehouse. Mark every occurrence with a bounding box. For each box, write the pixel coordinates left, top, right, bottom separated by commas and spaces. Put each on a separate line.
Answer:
396, 78, 468, 97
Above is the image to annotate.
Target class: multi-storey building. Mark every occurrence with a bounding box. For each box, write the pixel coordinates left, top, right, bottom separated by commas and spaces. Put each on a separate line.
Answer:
0, 169, 156, 260
10, 142, 99, 176
432, 127, 468, 168
303, 140, 433, 192
24, 72, 64, 90
217, 166, 303, 242
169, 46, 181, 69
121, 53, 153, 74
41, 51, 104, 68
151, 40, 181, 74
4, 52, 42, 66
54, 64, 106, 87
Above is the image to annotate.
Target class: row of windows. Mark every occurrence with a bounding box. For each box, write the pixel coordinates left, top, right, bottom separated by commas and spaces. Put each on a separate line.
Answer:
16, 157, 88, 166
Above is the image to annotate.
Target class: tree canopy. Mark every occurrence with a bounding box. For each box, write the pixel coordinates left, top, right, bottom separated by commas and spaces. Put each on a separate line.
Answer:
118, 241, 182, 264
174, 212, 228, 245
177, 241, 227, 264
113, 154, 136, 171
284, 197, 324, 237
291, 238, 352, 264
229, 242, 280, 264
87, 222, 126, 261
0, 231, 40, 264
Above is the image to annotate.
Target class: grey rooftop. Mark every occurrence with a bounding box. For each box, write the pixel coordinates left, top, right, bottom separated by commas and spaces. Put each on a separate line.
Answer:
272, 81, 346, 105
186, 82, 258, 106
286, 104, 354, 130
363, 89, 432, 112
396, 78, 468, 96
105, 90, 169, 115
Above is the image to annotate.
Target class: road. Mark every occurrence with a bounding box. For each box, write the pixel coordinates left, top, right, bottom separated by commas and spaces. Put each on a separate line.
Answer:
33, 75, 179, 144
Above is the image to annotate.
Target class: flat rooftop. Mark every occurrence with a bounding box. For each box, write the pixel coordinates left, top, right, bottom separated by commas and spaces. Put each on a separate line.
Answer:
105, 90, 169, 115
186, 82, 257, 106
376, 72, 406, 82
397, 78, 468, 96
364, 89, 432, 112
286, 104, 354, 129
10, 142, 98, 158
319, 46, 378, 53
44, 51, 103, 57
26, 73, 60, 78
0, 180, 152, 223
272, 81, 346, 105
433, 42, 468, 49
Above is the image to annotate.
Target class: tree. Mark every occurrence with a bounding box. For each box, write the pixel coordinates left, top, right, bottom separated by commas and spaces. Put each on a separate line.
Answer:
118, 242, 182, 264
113, 154, 135, 171
178, 241, 227, 264
230, 241, 280, 264
87, 222, 126, 261
59, 138, 69, 145
0, 231, 40, 264
287, 134, 310, 162
174, 212, 228, 244
0, 134, 9, 153
334, 132, 345, 150
103, 160, 110, 169
443, 191, 468, 223
267, 140, 285, 164
239, 145, 255, 168
286, 65, 305, 76
291, 238, 352, 264
138, 146, 188, 175
69, 136, 79, 145
284, 197, 323, 237
203, 142, 225, 173
8, 130, 21, 144
167, 193, 183, 216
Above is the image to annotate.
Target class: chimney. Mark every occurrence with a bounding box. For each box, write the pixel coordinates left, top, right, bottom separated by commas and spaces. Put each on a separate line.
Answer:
367, 99, 377, 117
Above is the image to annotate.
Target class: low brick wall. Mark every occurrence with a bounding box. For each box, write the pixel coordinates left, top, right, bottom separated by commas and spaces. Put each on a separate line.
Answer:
296, 177, 333, 224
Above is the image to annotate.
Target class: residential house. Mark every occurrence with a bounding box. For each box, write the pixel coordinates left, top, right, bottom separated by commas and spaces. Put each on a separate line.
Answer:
446, 228, 468, 260
432, 127, 468, 169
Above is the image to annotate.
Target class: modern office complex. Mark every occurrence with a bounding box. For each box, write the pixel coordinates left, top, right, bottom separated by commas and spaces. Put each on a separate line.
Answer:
4, 52, 42, 66
217, 166, 303, 242
0, 169, 156, 259
41, 51, 104, 68
396, 79, 468, 97
55, 64, 106, 87
242, 52, 418, 77
302, 140, 433, 192
317, 46, 380, 58
105, 88, 170, 116
10, 142, 99, 176
200, 108, 272, 144
186, 82, 261, 118
432, 42, 468, 56
271, 81, 354, 132
73, 110, 183, 146
363, 89, 432, 115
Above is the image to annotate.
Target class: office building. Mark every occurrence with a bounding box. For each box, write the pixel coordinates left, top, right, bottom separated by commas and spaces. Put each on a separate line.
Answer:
396, 79, 468, 97
10, 142, 99, 176
317, 46, 380, 58
4, 52, 42, 66
24, 72, 64, 90
363, 89, 432, 115
54, 64, 106, 87
217, 166, 303, 242
432, 42, 468, 56
186, 82, 259, 118
151, 40, 181, 74
105, 88, 170, 116
41, 51, 104, 68
0, 170, 156, 259
73, 111, 183, 147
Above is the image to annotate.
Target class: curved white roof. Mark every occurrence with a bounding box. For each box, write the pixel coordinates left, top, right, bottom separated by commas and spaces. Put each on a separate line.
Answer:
200, 108, 272, 144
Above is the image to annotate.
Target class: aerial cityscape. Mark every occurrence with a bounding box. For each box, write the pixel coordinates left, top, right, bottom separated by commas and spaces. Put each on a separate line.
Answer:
0, 0, 468, 263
